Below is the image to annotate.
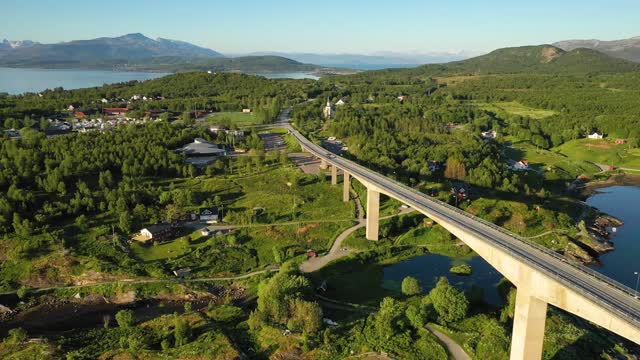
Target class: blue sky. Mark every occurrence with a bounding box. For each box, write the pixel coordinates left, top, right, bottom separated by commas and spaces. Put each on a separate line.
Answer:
2, 0, 639, 55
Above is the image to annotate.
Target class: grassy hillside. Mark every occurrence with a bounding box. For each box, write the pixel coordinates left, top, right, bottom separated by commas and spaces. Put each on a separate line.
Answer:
354, 45, 640, 79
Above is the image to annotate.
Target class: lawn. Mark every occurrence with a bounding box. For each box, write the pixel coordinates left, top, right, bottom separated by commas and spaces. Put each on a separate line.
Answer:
505, 140, 601, 178
205, 111, 263, 127
472, 101, 557, 119
129, 165, 355, 274
554, 138, 640, 169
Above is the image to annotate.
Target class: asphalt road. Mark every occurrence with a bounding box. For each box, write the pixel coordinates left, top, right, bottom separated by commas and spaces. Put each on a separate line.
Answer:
282, 121, 640, 335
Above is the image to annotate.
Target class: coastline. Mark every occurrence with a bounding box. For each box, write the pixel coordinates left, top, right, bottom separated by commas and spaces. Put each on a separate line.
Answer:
580, 173, 640, 197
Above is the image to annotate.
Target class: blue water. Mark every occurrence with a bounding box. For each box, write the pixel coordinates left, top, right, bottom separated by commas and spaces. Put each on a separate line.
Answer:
586, 185, 640, 290
383, 254, 504, 305
256, 72, 319, 80
0, 67, 319, 95
0, 67, 170, 94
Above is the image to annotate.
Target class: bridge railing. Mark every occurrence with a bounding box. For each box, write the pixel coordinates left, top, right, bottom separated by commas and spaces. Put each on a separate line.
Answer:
290, 128, 640, 304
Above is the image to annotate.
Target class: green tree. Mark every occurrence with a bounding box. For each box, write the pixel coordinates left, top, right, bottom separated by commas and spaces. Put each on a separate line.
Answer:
115, 309, 135, 328
174, 317, 191, 346
429, 277, 468, 324
401, 276, 422, 296
118, 211, 131, 233
6, 328, 27, 344
287, 298, 323, 334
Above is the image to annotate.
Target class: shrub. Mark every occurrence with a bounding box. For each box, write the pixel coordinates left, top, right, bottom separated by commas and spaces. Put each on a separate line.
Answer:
401, 276, 423, 296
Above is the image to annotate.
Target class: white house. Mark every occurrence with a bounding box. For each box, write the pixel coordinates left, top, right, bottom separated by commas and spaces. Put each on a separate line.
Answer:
481, 130, 497, 140
587, 132, 603, 140
242, 108, 252, 113
512, 160, 529, 171
131, 94, 142, 101
336, 99, 346, 106
101, 98, 109, 104
67, 105, 75, 111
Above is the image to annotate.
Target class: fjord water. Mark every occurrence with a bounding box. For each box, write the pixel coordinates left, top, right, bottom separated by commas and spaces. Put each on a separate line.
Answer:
586, 186, 640, 290
383, 254, 504, 305
0, 67, 319, 94
0, 67, 170, 94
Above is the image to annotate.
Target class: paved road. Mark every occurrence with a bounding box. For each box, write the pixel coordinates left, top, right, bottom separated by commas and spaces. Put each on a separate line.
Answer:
281, 118, 640, 335
425, 325, 471, 360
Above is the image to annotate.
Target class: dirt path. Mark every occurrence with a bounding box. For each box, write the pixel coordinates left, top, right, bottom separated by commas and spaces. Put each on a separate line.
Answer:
425, 325, 472, 360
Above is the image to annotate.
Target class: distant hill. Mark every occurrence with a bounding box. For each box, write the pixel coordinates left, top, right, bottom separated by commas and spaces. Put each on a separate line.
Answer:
554, 36, 640, 63
0, 33, 223, 67
364, 45, 640, 77
110, 55, 323, 73
245, 51, 470, 69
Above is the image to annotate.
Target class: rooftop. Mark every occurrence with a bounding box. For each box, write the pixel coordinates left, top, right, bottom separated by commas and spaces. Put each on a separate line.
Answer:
178, 138, 226, 156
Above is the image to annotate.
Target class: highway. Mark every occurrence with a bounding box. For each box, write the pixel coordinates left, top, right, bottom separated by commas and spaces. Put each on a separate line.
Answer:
283, 123, 640, 335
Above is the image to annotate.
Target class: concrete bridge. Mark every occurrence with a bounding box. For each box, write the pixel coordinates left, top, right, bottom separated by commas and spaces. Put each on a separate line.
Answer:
286, 125, 640, 359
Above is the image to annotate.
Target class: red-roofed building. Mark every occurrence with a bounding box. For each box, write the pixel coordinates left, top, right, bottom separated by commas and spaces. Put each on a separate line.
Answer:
512, 160, 529, 171
103, 108, 128, 116
74, 112, 87, 119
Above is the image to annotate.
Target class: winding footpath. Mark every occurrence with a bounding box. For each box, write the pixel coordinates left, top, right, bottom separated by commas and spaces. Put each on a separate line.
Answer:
299, 193, 415, 273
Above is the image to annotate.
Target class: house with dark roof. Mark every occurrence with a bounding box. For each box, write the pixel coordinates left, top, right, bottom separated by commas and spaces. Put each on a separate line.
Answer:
199, 207, 219, 223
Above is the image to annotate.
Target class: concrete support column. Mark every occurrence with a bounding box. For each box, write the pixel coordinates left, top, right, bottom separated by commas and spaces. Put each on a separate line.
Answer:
331, 165, 338, 185
509, 290, 548, 360
320, 159, 328, 169
343, 172, 351, 202
366, 188, 380, 241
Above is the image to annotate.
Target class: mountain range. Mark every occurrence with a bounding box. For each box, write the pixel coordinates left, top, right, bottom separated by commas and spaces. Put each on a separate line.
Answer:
363, 44, 640, 78
0, 33, 222, 67
2, 33, 640, 74
241, 51, 471, 69
553, 36, 640, 63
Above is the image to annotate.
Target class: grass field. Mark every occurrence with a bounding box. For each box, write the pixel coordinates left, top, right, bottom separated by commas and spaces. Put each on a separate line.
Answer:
205, 111, 263, 127
505, 140, 601, 178
472, 101, 557, 119
554, 139, 640, 169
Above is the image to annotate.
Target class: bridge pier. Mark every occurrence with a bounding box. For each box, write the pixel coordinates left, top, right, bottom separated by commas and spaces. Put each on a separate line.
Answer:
331, 165, 338, 185
509, 290, 547, 360
343, 172, 350, 202
366, 188, 380, 240
320, 159, 328, 169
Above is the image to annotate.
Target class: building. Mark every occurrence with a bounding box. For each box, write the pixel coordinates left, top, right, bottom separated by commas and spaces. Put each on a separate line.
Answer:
101, 98, 109, 104
615, 139, 627, 145
199, 207, 219, 223
242, 108, 252, 113
74, 112, 87, 119
335, 99, 346, 106
323, 99, 333, 118
587, 132, 604, 140
173, 268, 192, 277
67, 104, 76, 111
103, 107, 128, 117
178, 138, 227, 157
481, 130, 497, 140
397, 95, 408, 102
512, 160, 529, 171
139, 223, 175, 242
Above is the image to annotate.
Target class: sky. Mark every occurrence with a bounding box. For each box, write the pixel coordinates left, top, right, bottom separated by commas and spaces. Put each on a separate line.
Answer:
1, 0, 639, 55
